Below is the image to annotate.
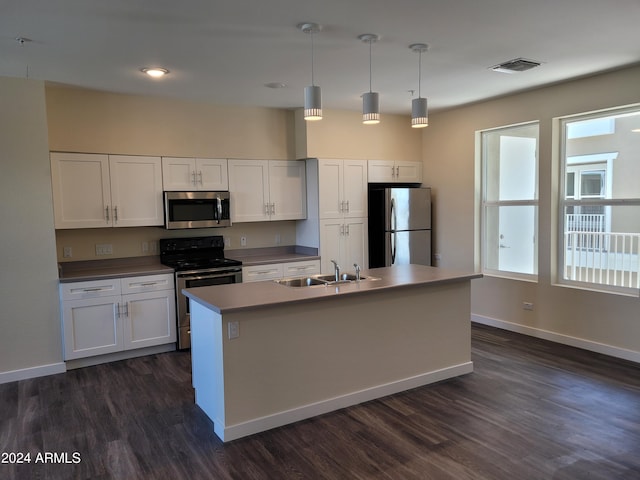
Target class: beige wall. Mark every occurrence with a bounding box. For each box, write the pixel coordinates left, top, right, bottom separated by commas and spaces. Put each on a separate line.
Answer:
423, 64, 640, 359
295, 108, 422, 161
0, 78, 62, 376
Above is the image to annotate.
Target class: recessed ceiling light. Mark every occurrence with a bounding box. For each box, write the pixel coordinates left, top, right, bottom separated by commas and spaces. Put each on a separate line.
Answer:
141, 67, 169, 78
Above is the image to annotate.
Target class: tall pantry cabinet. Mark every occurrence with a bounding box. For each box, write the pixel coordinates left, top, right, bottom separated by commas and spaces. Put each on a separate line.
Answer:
297, 159, 369, 274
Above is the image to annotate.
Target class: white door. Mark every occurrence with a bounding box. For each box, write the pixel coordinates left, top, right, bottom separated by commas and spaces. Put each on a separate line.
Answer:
228, 160, 270, 222
318, 159, 344, 219
269, 160, 306, 220
162, 157, 196, 190
197, 158, 229, 191
63, 296, 122, 360
122, 291, 176, 350
109, 155, 164, 227
50, 152, 112, 228
319, 218, 345, 274
344, 218, 368, 269
342, 160, 368, 218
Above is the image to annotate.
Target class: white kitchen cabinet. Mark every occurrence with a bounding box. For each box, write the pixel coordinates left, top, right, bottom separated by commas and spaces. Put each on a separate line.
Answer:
242, 259, 321, 282
318, 159, 368, 219
319, 218, 368, 274
61, 274, 176, 360
228, 159, 306, 222
368, 159, 423, 184
162, 157, 228, 191
50, 152, 164, 229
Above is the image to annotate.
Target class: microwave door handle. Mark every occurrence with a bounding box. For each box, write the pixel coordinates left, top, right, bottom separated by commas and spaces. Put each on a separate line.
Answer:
216, 196, 222, 224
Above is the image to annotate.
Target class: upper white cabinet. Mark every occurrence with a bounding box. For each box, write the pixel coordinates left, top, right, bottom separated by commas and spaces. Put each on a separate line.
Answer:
228, 159, 306, 222
51, 152, 164, 229
162, 157, 228, 191
368, 160, 423, 184
318, 159, 368, 219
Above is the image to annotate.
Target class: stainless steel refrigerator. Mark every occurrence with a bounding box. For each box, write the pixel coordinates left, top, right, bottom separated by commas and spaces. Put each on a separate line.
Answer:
368, 186, 431, 267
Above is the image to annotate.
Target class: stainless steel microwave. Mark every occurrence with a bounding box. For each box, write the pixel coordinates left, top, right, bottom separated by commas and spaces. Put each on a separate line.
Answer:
164, 191, 231, 229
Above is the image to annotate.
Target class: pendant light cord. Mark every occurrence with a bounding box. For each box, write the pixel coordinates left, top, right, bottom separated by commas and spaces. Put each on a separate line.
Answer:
418, 49, 422, 98
311, 32, 315, 86
369, 40, 373, 93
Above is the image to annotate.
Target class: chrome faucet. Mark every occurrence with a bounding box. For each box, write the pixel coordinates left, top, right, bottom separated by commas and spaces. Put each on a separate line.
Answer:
330, 259, 341, 282
353, 263, 361, 281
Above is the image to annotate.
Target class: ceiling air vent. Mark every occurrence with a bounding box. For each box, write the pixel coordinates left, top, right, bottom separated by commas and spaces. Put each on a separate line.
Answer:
490, 58, 541, 74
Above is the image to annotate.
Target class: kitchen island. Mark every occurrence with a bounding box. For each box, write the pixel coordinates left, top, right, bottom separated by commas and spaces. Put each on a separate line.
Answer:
183, 264, 481, 442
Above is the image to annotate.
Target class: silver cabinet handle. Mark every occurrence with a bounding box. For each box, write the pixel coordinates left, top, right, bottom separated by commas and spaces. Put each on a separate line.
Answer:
391, 165, 395, 177
83, 287, 103, 292
105, 206, 110, 222
198, 171, 203, 185
271, 203, 276, 215
114, 206, 118, 222
346, 200, 350, 213
264, 203, 270, 215
345, 224, 350, 236
396, 165, 400, 177
191, 171, 197, 186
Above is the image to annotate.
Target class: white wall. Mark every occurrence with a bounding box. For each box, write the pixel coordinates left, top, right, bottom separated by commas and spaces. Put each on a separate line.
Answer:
0, 78, 64, 381
422, 64, 640, 362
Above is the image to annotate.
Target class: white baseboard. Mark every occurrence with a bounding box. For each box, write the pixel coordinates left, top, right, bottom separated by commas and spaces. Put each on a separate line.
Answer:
215, 362, 474, 442
0, 362, 66, 385
472, 314, 640, 364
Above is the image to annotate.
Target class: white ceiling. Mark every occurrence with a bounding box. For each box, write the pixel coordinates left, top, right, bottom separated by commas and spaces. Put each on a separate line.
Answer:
2, 0, 639, 115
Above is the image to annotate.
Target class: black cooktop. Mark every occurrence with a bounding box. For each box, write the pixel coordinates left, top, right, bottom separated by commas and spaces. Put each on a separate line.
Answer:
159, 235, 241, 271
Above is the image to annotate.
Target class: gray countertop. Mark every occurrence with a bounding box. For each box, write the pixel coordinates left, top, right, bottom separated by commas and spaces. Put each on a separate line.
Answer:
58, 256, 174, 283
183, 264, 482, 314
225, 245, 319, 266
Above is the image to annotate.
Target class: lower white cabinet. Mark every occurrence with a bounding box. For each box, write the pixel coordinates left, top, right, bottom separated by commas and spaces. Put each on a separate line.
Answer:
319, 218, 368, 274
242, 259, 320, 282
60, 274, 176, 360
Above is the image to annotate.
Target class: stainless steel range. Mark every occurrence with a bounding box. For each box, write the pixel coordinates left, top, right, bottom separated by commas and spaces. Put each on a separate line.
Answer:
160, 235, 242, 350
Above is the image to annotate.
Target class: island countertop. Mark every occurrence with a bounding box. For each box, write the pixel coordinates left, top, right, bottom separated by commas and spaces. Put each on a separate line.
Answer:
183, 264, 482, 314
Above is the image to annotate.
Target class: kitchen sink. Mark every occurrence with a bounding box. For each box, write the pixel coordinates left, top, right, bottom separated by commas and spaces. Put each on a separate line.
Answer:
274, 277, 328, 287
274, 273, 379, 287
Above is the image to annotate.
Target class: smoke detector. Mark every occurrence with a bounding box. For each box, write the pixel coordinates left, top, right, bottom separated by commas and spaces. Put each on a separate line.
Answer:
490, 58, 541, 74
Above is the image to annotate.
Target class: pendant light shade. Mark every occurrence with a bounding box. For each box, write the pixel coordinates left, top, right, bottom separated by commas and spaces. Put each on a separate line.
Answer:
299, 22, 322, 121
359, 33, 380, 124
410, 43, 429, 128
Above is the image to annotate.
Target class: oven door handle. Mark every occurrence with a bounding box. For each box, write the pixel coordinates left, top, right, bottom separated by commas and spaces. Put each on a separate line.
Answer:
178, 270, 240, 281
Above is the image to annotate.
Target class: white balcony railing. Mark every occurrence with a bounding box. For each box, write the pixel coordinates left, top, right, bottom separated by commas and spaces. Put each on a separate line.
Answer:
564, 231, 640, 289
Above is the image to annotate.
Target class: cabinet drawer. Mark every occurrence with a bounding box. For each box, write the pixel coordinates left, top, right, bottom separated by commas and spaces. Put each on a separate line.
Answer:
61, 279, 121, 301
242, 264, 284, 282
282, 260, 321, 277
120, 274, 174, 293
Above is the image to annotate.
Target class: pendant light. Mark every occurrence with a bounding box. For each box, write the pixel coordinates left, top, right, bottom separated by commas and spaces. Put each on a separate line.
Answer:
298, 22, 322, 121
358, 34, 380, 125
409, 43, 429, 128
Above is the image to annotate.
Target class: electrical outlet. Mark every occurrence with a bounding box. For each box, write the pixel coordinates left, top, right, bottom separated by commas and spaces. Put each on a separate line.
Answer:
150, 241, 157, 253
63, 246, 72, 258
228, 321, 240, 339
95, 243, 113, 256
224, 237, 231, 247
275, 233, 281, 245
523, 301, 534, 311
240, 235, 247, 247
142, 241, 149, 253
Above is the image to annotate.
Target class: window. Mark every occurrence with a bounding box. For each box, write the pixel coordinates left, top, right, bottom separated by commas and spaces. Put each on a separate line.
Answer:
480, 122, 539, 279
559, 105, 640, 293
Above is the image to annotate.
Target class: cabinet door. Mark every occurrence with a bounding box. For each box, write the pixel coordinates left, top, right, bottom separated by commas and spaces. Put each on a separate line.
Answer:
343, 160, 368, 218
122, 290, 176, 350
344, 218, 369, 269
109, 155, 164, 227
162, 157, 196, 191
367, 159, 395, 183
269, 161, 306, 220
318, 159, 344, 219
228, 160, 270, 222
242, 264, 284, 282
50, 152, 111, 228
62, 296, 122, 360
282, 260, 321, 277
395, 161, 423, 183
196, 158, 229, 191
319, 219, 345, 274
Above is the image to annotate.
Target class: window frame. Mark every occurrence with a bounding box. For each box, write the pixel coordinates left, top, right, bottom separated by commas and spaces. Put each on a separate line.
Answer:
557, 104, 640, 295
479, 121, 540, 281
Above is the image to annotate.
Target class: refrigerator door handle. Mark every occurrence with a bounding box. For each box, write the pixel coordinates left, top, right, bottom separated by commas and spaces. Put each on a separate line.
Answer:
391, 231, 396, 264
390, 198, 396, 232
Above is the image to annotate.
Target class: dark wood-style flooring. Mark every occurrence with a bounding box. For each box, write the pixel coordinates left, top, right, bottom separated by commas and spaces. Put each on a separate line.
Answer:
2, 324, 640, 479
